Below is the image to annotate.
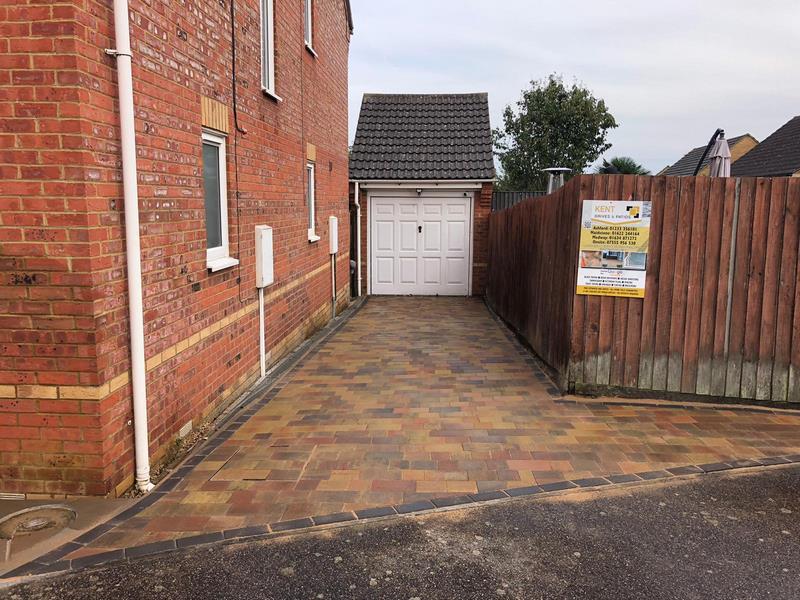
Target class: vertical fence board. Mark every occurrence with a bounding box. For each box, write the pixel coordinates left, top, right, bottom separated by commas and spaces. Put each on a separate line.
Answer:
652, 177, 681, 390
789, 187, 800, 401
790, 282, 800, 402
637, 177, 666, 390
569, 177, 594, 386
710, 178, 738, 396
667, 178, 695, 392
696, 177, 725, 395
607, 175, 637, 387
680, 178, 710, 392
756, 179, 787, 400
582, 176, 608, 384
740, 179, 772, 399
623, 177, 651, 388
775, 179, 800, 401
596, 176, 617, 386
725, 178, 756, 397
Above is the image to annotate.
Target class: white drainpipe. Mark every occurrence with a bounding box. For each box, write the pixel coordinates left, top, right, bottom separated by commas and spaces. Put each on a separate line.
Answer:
259, 287, 266, 378
108, 0, 152, 493
353, 181, 362, 296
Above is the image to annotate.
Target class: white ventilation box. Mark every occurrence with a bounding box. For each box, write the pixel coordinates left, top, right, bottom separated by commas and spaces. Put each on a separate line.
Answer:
329, 216, 338, 255
255, 225, 274, 288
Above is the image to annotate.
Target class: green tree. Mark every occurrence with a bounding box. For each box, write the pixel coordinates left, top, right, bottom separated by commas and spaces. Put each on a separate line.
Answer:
595, 156, 651, 175
493, 75, 617, 191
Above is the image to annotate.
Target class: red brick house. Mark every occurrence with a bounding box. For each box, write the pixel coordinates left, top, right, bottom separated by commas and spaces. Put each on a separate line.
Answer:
349, 93, 495, 297
0, 0, 353, 497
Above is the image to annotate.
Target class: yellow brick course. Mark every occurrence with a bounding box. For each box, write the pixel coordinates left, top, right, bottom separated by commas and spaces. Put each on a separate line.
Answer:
17, 385, 58, 399
6, 257, 349, 404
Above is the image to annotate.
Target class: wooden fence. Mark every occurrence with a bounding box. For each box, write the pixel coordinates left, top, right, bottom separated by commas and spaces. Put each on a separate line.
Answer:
491, 190, 545, 211
487, 182, 580, 376
487, 174, 800, 405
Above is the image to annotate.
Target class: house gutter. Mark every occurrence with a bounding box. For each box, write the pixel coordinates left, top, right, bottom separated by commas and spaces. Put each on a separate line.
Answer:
107, 0, 153, 493
358, 179, 491, 189
353, 181, 362, 296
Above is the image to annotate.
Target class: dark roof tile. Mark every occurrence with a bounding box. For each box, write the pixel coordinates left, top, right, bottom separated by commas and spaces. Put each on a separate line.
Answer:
731, 116, 800, 177
349, 93, 495, 181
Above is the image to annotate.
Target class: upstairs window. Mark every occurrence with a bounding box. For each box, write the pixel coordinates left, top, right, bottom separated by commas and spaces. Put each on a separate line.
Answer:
260, 0, 276, 95
306, 162, 319, 242
304, 0, 314, 52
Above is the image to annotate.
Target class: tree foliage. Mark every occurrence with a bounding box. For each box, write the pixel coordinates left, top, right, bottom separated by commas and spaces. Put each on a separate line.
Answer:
595, 156, 651, 175
493, 75, 617, 191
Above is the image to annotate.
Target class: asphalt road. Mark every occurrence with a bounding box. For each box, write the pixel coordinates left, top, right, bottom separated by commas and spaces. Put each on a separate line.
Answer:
3, 466, 799, 600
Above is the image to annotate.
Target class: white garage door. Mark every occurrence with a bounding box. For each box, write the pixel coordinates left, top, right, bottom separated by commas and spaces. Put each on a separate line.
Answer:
370, 194, 472, 295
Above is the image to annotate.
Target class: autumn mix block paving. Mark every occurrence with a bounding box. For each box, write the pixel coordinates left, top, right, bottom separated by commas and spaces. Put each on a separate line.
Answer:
63, 297, 800, 559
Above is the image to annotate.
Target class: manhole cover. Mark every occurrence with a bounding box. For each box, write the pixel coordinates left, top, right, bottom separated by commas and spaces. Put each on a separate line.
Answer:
1, 505, 76, 562
18, 516, 53, 532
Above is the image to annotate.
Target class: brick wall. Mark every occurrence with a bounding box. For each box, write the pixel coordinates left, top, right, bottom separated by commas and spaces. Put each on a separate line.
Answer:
0, 0, 352, 496
472, 182, 493, 295
354, 183, 492, 297
0, 1, 105, 495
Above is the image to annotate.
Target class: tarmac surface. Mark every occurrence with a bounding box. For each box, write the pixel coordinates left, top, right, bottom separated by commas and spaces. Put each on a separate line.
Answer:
2, 465, 799, 599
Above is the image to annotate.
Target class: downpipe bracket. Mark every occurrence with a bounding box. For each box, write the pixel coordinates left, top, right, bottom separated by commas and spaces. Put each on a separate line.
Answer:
104, 48, 132, 58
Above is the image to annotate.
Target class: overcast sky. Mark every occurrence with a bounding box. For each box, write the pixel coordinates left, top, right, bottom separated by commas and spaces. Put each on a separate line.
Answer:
348, 0, 800, 174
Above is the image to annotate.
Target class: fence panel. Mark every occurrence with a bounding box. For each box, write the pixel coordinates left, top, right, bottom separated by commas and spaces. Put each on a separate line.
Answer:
491, 190, 545, 211
487, 181, 581, 380
487, 174, 800, 404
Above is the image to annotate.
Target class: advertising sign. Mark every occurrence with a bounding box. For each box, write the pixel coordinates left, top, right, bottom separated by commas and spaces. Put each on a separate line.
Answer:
577, 200, 651, 298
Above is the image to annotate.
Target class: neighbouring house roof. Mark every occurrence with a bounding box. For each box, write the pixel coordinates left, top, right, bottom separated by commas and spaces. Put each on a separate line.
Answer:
349, 93, 495, 181
660, 134, 755, 176
731, 116, 800, 177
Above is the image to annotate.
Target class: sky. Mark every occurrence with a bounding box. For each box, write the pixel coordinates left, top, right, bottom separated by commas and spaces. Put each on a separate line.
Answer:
347, 0, 800, 174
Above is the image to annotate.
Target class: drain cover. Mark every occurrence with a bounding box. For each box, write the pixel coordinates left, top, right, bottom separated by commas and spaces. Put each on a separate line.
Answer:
1, 504, 77, 561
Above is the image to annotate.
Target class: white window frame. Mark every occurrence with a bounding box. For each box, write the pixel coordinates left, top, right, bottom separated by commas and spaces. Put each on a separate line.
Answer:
202, 130, 238, 271
306, 162, 319, 242
259, 0, 277, 98
304, 0, 315, 54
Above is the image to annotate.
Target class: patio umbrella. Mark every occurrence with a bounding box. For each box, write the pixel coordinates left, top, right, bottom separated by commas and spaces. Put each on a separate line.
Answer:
708, 135, 731, 177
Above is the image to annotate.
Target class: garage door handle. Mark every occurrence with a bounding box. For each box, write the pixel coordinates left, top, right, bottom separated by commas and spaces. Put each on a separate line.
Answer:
418, 225, 422, 233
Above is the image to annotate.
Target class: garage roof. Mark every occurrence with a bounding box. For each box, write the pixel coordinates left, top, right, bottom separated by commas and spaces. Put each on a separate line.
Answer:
350, 93, 495, 181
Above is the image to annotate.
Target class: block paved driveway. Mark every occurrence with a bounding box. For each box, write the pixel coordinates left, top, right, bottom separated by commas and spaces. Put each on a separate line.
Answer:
72, 297, 800, 558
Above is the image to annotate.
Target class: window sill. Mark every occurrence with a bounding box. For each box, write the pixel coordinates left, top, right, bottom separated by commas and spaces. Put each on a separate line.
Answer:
305, 43, 317, 58
207, 256, 240, 272
262, 88, 283, 103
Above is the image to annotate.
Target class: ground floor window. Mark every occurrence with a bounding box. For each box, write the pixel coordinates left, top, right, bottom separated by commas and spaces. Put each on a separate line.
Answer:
202, 130, 238, 270
307, 162, 319, 242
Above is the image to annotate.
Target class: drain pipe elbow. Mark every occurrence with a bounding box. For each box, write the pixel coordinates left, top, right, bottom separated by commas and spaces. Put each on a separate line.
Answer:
110, 0, 152, 493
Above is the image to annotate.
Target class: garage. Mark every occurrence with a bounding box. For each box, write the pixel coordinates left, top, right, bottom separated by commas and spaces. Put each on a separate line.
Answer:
349, 93, 495, 297
370, 193, 472, 295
